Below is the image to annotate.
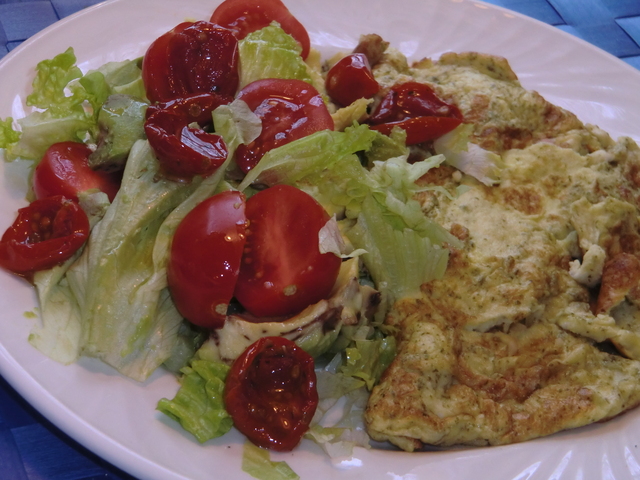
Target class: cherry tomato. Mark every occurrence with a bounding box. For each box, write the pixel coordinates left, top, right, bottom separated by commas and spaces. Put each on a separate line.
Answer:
369, 81, 463, 124
234, 185, 341, 318
370, 116, 463, 145
33, 142, 121, 202
224, 336, 318, 451
145, 93, 231, 179
142, 21, 239, 103
368, 81, 463, 145
325, 53, 380, 107
234, 79, 334, 174
0, 195, 89, 278
167, 191, 247, 329
210, 0, 311, 59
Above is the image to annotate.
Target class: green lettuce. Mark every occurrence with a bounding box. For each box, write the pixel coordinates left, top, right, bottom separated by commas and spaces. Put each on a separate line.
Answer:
242, 442, 299, 480
63, 140, 205, 380
157, 359, 233, 443
339, 336, 397, 390
238, 123, 378, 190
238, 24, 314, 89
434, 123, 504, 185
29, 191, 111, 364
80, 57, 147, 106
6, 48, 145, 162
0, 117, 20, 149
345, 194, 450, 301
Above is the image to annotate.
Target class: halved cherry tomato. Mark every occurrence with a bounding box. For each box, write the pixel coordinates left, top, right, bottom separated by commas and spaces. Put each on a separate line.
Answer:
234, 79, 334, 174
142, 21, 239, 103
234, 184, 341, 318
224, 336, 318, 451
368, 81, 463, 145
0, 195, 89, 278
145, 93, 231, 179
369, 81, 463, 124
210, 0, 311, 59
33, 142, 121, 202
167, 190, 247, 329
370, 116, 463, 145
325, 53, 380, 107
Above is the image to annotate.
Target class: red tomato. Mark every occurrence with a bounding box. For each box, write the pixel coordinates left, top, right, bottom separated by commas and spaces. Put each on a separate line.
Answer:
33, 142, 121, 202
142, 21, 239, 103
368, 81, 463, 145
369, 81, 463, 124
0, 195, 89, 278
145, 93, 231, 179
234, 185, 341, 318
234, 79, 334, 174
325, 53, 380, 107
224, 336, 318, 451
210, 0, 310, 59
167, 191, 247, 329
370, 116, 463, 145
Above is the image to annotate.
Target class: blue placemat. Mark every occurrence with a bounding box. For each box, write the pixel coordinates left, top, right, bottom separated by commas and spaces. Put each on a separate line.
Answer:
1, 1, 640, 479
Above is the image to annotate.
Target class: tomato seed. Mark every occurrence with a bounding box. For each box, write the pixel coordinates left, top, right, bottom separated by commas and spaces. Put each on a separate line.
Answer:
283, 285, 297, 296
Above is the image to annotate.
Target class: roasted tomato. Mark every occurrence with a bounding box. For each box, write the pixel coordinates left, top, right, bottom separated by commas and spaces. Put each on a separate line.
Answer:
368, 81, 463, 144
234, 79, 334, 174
142, 21, 239, 103
325, 53, 380, 107
210, 0, 311, 59
224, 336, 318, 451
369, 116, 464, 144
234, 185, 341, 318
0, 195, 89, 278
33, 142, 121, 202
144, 93, 231, 180
167, 190, 247, 329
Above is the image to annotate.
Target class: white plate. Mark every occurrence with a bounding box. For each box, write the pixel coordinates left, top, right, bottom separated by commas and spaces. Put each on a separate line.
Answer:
1, 0, 640, 479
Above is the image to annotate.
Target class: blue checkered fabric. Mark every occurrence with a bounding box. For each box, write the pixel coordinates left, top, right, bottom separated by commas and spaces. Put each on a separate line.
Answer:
1, 0, 640, 479
484, 0, 640, 68
1, 0, 640, 67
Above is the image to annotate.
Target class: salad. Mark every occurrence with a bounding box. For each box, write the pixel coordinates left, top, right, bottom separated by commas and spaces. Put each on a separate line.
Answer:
0, 0, 494, 477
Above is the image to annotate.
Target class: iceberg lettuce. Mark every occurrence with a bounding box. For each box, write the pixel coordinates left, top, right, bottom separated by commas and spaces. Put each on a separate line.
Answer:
62, 140, 202, 380
238, 24, 315, 89
157, 359, 232, 443
5, 48, 145, 162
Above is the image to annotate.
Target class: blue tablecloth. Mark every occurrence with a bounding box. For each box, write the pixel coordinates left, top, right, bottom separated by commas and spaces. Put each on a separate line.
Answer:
1, 1, 640, 479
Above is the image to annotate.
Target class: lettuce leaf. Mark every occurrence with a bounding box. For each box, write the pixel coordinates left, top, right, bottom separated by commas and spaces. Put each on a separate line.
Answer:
242, 442, 299, 480
345, 194, 450, 302
238, 124, 378, 190
0, 117, 20, 149
28, 191, 111, 364
339, 336, 397, 390
64, 140, 205, 380
80, 58, 147, 106
26, 47, 87, 113
6, 49, 145, 162
157, 359, 233, 443
434, 124, 504, 185
238, 24, 314, 89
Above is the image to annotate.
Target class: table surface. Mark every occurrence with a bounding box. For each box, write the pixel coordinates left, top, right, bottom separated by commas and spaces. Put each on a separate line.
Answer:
1, 0, 640, 479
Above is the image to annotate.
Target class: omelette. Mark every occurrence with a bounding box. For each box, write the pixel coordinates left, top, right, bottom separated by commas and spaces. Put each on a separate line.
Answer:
361, 44, 640, 450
